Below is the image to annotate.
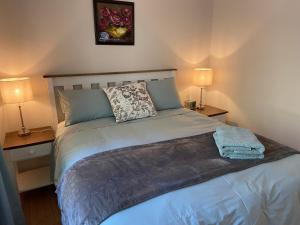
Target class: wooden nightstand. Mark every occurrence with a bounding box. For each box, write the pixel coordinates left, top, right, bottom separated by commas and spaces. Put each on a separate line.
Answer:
196, 105, 228, 123
3, 126, 55, 193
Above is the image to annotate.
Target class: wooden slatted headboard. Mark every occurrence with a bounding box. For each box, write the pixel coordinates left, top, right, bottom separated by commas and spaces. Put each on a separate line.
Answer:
44, 69, 177, 128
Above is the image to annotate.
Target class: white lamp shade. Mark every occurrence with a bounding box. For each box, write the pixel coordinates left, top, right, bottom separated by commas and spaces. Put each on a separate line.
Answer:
0, 77, 33, 104
193, 68, 213, 87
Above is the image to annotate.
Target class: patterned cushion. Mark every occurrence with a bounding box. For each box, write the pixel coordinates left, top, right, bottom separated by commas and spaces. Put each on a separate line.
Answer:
104, 82, 157, 123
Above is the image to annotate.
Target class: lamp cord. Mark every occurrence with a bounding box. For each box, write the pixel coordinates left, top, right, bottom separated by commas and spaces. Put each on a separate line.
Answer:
31, 129, 53, 133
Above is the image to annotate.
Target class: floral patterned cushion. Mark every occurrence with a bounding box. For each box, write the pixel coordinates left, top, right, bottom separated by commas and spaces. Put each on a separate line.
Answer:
104, 82, 157, 123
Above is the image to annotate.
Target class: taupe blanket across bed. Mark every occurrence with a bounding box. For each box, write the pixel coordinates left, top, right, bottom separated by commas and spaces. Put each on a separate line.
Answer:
56, 132, 298, 225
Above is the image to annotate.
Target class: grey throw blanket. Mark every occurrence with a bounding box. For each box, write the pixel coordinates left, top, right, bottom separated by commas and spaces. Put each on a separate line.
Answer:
56, 132, 299, 225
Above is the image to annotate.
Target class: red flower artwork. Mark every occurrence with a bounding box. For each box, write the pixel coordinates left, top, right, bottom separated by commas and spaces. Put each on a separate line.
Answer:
94, 1, 134, 45
99, 6, 133, 31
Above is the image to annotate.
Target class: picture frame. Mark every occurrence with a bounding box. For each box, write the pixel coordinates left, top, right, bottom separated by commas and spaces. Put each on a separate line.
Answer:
93, 0, 135, 45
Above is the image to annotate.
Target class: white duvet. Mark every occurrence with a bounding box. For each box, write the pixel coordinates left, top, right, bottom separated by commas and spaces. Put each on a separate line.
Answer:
55, 108, 300, 225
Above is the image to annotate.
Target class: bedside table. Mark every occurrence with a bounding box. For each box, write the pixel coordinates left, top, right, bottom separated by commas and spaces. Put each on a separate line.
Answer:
196, 105, 228, 123
3, 126, 55, 193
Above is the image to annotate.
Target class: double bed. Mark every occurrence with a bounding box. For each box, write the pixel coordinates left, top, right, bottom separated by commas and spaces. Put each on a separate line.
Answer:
45, 69, 300, 225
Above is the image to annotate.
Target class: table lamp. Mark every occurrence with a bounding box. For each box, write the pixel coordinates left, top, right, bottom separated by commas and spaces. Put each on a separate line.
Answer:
193, 68, 213, 110
0, 77, 33, 136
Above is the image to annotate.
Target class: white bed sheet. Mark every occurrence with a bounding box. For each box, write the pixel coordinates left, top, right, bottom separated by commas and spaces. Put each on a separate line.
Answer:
55, 108, 300, 225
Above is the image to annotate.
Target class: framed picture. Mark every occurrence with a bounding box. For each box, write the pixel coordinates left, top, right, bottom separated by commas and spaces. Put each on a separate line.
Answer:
93, 0, 135, 45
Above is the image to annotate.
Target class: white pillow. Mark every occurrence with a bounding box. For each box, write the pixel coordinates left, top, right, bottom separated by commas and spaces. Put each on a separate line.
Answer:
104, 82, 157, 123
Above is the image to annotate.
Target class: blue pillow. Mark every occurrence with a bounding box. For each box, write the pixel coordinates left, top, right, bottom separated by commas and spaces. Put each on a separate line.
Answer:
146, 78, 182, 111
59, 89, 113, 126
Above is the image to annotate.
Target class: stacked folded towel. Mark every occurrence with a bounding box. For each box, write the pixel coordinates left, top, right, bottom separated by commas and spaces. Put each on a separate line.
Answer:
213, 126, 265, 160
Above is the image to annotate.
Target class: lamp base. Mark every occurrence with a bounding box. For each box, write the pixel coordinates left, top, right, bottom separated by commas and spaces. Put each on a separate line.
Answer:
18, 128, 31, 137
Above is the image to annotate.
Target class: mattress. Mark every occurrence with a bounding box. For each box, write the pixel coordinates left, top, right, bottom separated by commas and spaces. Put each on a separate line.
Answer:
54, 108, 300, 225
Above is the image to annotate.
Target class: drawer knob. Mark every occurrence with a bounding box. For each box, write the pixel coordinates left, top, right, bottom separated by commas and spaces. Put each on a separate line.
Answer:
29, 150, 35, 155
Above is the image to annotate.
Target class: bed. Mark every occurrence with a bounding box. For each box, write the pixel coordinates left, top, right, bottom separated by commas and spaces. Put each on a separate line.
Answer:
45, 69, 300, 225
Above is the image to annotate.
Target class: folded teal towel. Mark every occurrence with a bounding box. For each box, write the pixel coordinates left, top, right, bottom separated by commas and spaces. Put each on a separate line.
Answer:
213, 126, 265, 160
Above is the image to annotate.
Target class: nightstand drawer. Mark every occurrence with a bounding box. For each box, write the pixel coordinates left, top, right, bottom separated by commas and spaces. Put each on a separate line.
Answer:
9, 143, 52, 162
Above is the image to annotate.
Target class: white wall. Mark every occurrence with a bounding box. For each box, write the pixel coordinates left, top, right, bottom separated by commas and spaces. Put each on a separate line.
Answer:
209, 0, 300, 150
0, 0, 213, 133
0, 0, 17, 141
2, 0, 300, 151
0, 104, 4, 145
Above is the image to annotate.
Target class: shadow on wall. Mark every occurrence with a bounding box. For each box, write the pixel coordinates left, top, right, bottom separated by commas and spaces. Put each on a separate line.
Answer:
208, 0, 290, 125
0, 0, 214, 133
208, 0, 300, 150
0, 81, 5, 143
